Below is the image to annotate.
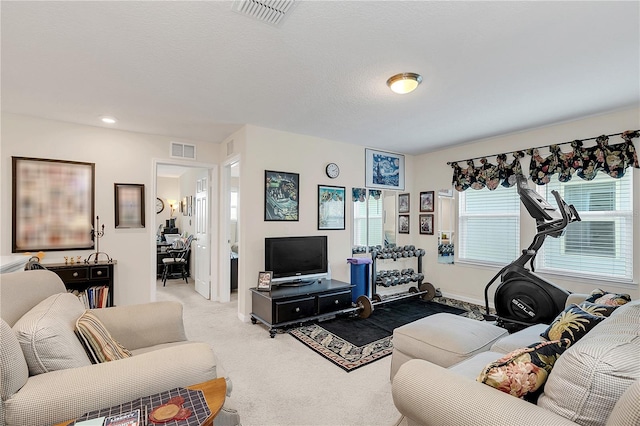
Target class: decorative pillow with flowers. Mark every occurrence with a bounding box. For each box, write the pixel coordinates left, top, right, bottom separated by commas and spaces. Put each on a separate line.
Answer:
576, 301, 619, 317
540, 304, 606, 344
584, 288, 631, 306
477, 339, 571, 402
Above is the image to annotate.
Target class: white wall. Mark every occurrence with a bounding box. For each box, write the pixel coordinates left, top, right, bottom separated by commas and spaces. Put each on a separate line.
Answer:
411, 107, 640, 304
1, 113, 219, 305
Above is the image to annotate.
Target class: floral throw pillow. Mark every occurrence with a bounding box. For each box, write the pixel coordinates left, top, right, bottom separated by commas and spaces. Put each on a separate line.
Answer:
584, 288, 631, 306
540, 304, 606, 344
477, 339, 571, 402
576, 301, 618, 317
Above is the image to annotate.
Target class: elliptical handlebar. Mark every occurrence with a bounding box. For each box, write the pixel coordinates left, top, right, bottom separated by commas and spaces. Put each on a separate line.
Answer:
544, 190, 581, 238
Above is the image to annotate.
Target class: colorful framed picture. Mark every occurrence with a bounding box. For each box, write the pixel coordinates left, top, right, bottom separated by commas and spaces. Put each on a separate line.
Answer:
364, 148, 405, 190
420, 191, 435, 212
115, 183, 145, 229
398, 193, 410, 213
12, 156, 95, 252
420, 214, 434, 235
398, 214, 410, 234
257, 271, 273, 291
265, 170, 299, 221
318, 185, 345, 230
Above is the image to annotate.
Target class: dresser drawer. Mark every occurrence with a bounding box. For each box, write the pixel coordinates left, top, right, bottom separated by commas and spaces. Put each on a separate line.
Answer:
317, 290, 352, 314
54, 267, 89, 282
91, 266, 110, 279
275, 297, 315, 323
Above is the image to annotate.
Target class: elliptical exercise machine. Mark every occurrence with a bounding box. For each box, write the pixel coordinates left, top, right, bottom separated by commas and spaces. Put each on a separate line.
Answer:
484, 174, 581, 332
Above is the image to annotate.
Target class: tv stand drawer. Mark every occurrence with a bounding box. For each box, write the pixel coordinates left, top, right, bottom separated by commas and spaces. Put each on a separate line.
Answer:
275, 297, 315, 323
317, 290, 352, 314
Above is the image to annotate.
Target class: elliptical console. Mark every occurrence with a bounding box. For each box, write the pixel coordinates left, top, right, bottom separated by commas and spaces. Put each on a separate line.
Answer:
484, 175, 581, 332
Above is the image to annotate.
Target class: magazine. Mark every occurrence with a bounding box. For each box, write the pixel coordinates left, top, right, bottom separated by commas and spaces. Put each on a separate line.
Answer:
103, 409, 140, 426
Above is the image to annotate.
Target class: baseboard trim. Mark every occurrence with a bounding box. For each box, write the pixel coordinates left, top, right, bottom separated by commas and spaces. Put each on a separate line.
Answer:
440, 291, 493, 310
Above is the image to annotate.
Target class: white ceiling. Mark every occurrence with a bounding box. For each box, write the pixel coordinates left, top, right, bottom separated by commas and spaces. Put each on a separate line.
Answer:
2, 1, 638, 155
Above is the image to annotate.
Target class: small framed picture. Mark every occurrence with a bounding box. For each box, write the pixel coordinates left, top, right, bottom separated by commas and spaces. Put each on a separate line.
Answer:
398, 193, 410, 213
257, 271, 273, 291
114, 183, 145, 229
420, 214, 434, 235
318, 185, 346, 230
420, 191, 435, 212
398, 214, 410, 234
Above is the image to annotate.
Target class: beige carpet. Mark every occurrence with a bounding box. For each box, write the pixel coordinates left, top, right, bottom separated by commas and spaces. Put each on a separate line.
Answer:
157, 280, 401, 426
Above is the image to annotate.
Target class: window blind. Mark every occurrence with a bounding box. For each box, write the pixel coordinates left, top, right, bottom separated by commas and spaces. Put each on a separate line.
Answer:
353, 195, 383, 247
538, 170, 633, 281
458, 186, 520, 265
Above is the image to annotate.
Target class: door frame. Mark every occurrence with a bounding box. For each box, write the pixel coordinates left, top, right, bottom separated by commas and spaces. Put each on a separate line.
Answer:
150, 158, 218, 301
218, 154, 240, 303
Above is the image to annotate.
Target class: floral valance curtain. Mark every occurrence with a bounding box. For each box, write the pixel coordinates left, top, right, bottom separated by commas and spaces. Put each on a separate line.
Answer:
450, 130, 639, 191
352, 188, 381, 202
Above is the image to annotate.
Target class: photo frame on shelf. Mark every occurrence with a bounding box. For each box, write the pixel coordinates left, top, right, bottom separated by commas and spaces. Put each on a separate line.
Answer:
257, 271, 273, 291
318, 185, 345, 230
364, 148, 405, 190
398, 214, 410, 234
420, 191, 435, 212
398, 193, 410, 213
12, 156, 95, 252
419, 214, 434, 235
264, 170, 300, 221
115, 183, 145, 229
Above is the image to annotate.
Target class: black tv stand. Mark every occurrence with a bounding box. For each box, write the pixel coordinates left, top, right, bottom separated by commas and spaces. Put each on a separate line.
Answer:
277, 279, 317, 287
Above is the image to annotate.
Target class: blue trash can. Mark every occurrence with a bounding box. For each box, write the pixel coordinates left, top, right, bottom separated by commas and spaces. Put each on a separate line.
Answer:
347, 257, 372, 303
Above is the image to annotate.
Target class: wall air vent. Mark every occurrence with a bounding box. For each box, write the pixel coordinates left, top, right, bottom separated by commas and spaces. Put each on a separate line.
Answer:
170, 142, 196, 160
227, 140, 235, 157
232, 0, 297, 27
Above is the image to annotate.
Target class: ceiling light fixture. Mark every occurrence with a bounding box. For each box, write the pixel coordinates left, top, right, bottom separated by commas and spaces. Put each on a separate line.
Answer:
386, 73, 422, 94
100, 116, 117, 124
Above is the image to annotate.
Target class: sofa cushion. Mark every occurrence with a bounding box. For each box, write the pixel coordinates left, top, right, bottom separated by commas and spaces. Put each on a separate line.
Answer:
538, 300, 640, 426
76, 311, 132, 363
477, 339, 570, 402
540, 304, 606, 344
12, 293, 91, 375
584, 288, 630, 306
490, 323, 549, 354
1, 319, 29, 400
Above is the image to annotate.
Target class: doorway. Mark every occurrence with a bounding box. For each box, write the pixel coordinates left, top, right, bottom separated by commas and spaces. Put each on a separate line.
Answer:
153, 160, 217, 301
219, 157, 240, 304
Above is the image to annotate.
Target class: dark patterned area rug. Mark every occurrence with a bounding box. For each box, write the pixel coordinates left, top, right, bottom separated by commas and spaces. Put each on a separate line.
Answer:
289, 297, 487, 372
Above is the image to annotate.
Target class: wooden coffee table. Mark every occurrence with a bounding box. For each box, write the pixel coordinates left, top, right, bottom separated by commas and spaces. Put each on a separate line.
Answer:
54, 377, 226, 426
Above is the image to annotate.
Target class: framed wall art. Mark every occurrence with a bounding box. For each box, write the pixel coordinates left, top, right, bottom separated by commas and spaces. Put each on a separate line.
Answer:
398, 214, 410, 234
12, 156, 95, 252
398, 193, 410, 213
115, 183, 145, 228
420, 191, 435, 212
318, 185, 345, 230
265, 170, 299, 221
420, 214, 434, 235
364, 148, 405, 190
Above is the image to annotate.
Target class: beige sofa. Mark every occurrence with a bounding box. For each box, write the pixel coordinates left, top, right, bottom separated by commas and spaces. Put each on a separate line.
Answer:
391, 297, 640, 426
0, 270, 240, 426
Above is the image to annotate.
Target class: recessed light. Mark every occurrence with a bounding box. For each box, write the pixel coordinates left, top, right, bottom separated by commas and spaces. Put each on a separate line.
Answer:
387, 73, 422, 94
100, 116, 117, 124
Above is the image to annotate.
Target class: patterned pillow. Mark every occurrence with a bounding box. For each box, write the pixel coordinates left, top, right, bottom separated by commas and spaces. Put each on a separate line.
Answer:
75, 311, 132, 363
584, 288, 631, 306
477, 339, 571, 401
576, 301, 618, 317
540, 304, 606, 343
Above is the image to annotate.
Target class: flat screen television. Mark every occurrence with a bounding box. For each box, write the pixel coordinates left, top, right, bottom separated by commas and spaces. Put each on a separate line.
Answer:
265, 236, 328, 285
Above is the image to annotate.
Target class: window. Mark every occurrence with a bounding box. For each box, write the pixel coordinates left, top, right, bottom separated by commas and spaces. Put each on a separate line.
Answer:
538, 170, 633, 281
230, 190, 238, 221
458, 186, 520, 265
353, 195, 383, 248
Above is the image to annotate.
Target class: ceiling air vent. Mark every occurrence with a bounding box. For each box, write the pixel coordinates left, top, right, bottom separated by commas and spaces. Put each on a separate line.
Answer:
232, 0, 297, 27
170, 142, 196, 160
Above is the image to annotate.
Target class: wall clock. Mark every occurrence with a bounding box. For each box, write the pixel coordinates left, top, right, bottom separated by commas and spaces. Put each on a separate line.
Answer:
326, 163, 340, 179
156, 197, 165, 214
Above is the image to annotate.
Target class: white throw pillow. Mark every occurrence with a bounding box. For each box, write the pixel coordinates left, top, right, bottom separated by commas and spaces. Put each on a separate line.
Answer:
12, 293, 91, 375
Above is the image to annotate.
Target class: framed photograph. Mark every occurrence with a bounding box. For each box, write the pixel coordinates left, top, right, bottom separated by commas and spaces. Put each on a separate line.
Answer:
318, 185, 345, 230
365, 148, 405, 190
398, 193, 410, 213
420, 191, 435, 212
12, 157, 95, 252
420, 214, 434, 235
257, 271, 273, 291
115, 183, 145, 228
398, 214, 410, 234
181, 197, 187, 215
265, 170, 299, 221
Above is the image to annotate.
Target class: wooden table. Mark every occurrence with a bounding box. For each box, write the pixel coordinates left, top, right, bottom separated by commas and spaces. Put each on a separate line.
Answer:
54, 377, 226, 426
